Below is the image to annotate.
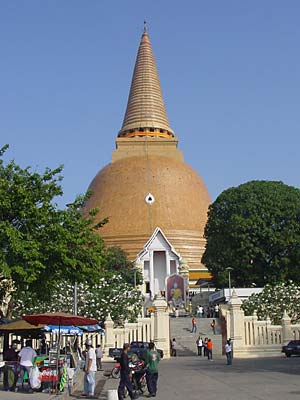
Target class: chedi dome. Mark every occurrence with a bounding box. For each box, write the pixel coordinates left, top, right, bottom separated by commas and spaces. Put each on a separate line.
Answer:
84, 27, 211, 295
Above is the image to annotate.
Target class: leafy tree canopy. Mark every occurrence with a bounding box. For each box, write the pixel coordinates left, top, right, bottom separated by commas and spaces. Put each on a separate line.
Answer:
242, 281, 300, 324
104, 246, 143, 286
0, 145, 108, 300
202, 180, 300, 287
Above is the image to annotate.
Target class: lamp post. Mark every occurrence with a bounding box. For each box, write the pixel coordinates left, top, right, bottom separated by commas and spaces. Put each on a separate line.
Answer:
226, 267, 233, 300
74, 281, 78, 315
66, 203, 78, 316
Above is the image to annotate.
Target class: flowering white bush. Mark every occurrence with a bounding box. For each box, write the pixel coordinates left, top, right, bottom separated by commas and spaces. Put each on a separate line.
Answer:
242, 281, 300, 324
13, 273, 143, 323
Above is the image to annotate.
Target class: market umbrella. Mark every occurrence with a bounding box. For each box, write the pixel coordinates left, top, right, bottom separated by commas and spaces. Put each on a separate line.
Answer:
0, 319, 46, 340
22, 312, 97, 327
22, 313, 98, 393
0, 319, 45, 331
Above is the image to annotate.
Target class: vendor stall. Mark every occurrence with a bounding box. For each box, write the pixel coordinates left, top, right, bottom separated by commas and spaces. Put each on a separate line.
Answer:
22, 312, 98, 394
0, 313, 98, 394
0, 320, 46, 391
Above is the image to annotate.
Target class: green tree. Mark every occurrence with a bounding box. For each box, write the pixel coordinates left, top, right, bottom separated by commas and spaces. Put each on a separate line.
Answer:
0, 145, 108, 305
13, 275, 143, 323
105, 246, 143, 286
242, 281, 300, 324
202, 181, 300, 287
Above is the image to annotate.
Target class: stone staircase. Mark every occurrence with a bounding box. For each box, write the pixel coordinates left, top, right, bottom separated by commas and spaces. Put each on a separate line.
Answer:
170, 317, 223, 356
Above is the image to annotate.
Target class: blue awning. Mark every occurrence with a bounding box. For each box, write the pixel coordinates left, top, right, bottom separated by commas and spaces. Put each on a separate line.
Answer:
78, 324, 104, 333
44, 325, 83, 335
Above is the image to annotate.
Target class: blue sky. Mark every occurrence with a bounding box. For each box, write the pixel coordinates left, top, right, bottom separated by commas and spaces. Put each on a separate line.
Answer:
1, 1, 299, 208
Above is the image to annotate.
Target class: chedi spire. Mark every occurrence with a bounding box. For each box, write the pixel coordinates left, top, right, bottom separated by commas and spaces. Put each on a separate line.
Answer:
118, 27, 174, 138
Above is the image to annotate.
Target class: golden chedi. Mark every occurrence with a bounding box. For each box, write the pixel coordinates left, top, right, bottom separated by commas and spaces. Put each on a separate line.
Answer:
84, 27, 211, 294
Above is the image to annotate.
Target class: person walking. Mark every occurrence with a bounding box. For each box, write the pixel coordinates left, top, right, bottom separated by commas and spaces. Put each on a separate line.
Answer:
191, 316, 197, 333
82, 339, 97, 398
196, 336, 203, 356
211, 319, 216, 334
95, 344, 103, 371
225, 339, 232, 365
18, 340, 37, 392
117, 343, 134, 400
145, 341, 160, 397
207, 339, 213, 361
171, 338, 177, 357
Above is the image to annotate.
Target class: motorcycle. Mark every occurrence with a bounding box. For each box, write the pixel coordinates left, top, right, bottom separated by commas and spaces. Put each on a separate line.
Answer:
129, 359, 147, 395
111, 353, 139, 379
111, 360, 121, 379
112, 357, 147, 397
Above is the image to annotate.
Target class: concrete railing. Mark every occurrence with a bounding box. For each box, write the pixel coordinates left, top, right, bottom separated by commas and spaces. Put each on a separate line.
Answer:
291, 325, 300, 339
221, 290, 300, 358
103, 296, 170, 360
244, 315, 282, 346
105, 317, 153, 350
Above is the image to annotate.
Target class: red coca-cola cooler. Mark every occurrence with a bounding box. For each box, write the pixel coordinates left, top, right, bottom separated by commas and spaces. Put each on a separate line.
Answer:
40, 366, 59, 382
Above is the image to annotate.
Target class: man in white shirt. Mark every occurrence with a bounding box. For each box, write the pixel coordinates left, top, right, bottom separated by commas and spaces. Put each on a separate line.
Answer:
214, 304, 219, 318
197, 305, 204, 318
18, 340, 37, 391
225, 339, 232, 365
82, 339, 97, 398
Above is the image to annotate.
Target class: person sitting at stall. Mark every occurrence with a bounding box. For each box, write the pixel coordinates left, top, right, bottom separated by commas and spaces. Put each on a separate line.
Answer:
4, 341, 19, 362
18, 340, 37, 392
3, 341, 19, 392
39, 334, 48, 355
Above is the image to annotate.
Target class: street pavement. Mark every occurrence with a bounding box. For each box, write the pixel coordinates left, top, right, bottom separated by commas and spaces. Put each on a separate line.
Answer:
1, 356, 300, 399
154, 355, 300, 400
103, 355, 300, 400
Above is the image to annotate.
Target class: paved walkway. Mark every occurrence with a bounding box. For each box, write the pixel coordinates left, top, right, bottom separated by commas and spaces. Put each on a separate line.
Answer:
0, 362, 114, 399
102, 355, 300, 400
2, 356, 300, 399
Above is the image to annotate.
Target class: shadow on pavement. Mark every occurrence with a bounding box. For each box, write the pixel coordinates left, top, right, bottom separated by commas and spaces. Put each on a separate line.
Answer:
174, 355, 300, 376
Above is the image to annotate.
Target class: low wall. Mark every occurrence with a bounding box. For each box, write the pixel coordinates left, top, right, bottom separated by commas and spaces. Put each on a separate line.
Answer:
222, 290, 300, 358
233, 345, 283, 358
